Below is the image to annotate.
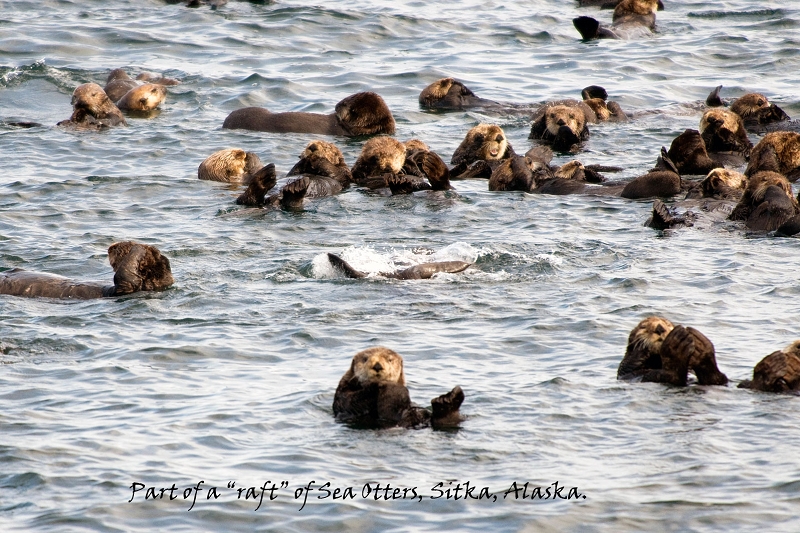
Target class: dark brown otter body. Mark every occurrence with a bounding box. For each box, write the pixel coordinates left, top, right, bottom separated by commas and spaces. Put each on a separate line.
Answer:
418, 78, 500, 110
529, 104, 590, 153
745, 132, 800, 181
0, 242, 173, 299
738, 342, 800, 393
620, 149, 682, 199
729, 171, 799, 231
388, 141, 454, 194
222, 92, 395, 136
333, 347, 464, 429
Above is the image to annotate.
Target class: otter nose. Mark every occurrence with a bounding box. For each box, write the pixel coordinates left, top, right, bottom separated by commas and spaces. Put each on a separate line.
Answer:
372, 362, 383, 372
557, 119, 566, 126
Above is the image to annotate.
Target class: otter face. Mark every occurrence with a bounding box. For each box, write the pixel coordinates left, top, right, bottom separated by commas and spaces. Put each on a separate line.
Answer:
749, 171, 793, 204
554, 160, 585, 180
545, 105, 585, 137
358, 137, 407, 174
583, 98, 611, 121
335, 91, 396, 136
703, 169, 747, 192
119, 83, 167, 111
419, 78, 478, 108
350, 347, 405, 386
700, 108, 741, 136
301, 140, 346, 167
71, 83, 114, 115
730, 93, 770, 118
627, 317, 674, 354
470, 124, 507, 160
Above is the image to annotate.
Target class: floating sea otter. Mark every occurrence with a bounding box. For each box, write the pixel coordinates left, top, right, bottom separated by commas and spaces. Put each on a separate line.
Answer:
327, 253, 471, 280
222, 92, 396, 136
333, 346, 465, 429
617, 317, 728, 386
705, 85, 790, 130
0, 242, 173, 299
57, 83, 127, 129
738, 342, 800, 393
529, 103, 590, 152
573, 0, 659, 40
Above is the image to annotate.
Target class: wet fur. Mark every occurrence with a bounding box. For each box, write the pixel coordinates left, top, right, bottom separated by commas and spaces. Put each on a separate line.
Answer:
451, 124, 514, 166
198, 148, 264, 183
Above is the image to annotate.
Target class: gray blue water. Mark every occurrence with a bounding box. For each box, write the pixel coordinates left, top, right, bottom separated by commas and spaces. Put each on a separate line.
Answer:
2, 1, 800, 531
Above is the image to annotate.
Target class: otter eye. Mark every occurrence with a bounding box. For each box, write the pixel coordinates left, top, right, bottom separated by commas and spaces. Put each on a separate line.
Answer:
757, 99, 765, 106
496, 135, 503, 142
569, 114, 576, 119
549, 113, 555, 119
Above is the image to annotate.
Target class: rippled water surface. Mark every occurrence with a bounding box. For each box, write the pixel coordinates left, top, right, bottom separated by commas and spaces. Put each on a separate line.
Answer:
2, 1, 800, 531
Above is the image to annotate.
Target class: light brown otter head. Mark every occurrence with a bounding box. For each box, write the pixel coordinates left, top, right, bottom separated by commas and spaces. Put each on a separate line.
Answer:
301, 140, 346, 167
472, 124, 508, 160
345, 346, 406, 386
353, 137, 406, 175
404, 138, 430, 154
627, 316, 674, 355
700, 108, 751, 155
700, 168, 747, 198
106, 68, 132, 83
107, 241, 174, 295
545, 105, 586, 137
614, 0, 659, 17
730, 93, 770, 119
334, 91, 396, 136
748, 132, 800, 177
198, 148, 264, 183
700, 108, 742, 137
116, 83, 167, 112
583, 98, 611, 121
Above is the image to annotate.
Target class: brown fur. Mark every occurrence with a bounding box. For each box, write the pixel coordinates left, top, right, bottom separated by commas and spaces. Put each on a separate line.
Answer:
0, 242, 173, 299
699, 108, 752, 155
739, 342, 800, 392
617, 317, 674, 379
745, 132, 800, 179
451, 124, 512, 166
418, 78, 498, 109
620, 151, 682, 199
351, 137, 407, 186
116, 83, 167, 112
666, 129, 719, 176
729, 171, 798, 228
198, 148, 264, 183
613, 0, 658, 19
58, 83, 127, 128
545, 105, 586, 137
339, 347, 406, 387
730, 93, 770, 119
697, 168, 747, 199
222, 92, 395, 136
300, 140, 347, 168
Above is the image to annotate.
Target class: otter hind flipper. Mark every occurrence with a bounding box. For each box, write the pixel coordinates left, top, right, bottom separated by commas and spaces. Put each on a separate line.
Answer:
573, 16, 601, 40
706, 85, 724, 107
236, 163, 277, 206
280, 176, 309, 209
327, 253, 368, 279
393, 261, 471, 280
430, 385, 465, 428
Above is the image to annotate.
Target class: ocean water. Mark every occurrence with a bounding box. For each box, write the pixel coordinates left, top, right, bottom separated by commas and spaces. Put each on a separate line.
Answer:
2, 1, 800, 531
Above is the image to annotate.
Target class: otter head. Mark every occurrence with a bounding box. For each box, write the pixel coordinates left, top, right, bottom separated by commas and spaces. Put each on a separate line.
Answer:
121, 83, 167, 111
301, 140, 346, 167
334, 91, 396, 136
700, 108, 741, 136
106, 68, 132, 83
357, 137, 406, 174
700, 108, 750, 155
701, 168, 747, 198
627, 316, 674, 355
350, 347, 406, 386
471, 124, 508, 160
404, 138, 430, 154
419, 78, 477, 108
583, 98, 611, 121
749, 171, 793, 204
545, 105, 585, 137
730, 93, 770, 119
198, 148, 263, 183
108, 241, 174, 295
71, 83, 115, 116
615, 0, 659, 17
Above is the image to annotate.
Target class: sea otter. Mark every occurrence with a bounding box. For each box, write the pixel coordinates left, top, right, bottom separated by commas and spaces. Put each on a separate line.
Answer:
705, 85, 790, 129
738, 342, 800, 393
350, 136, 407, 188
222, 91, 396, 136
488, 155, 606, 195
57, 83, 127, 129
685, 168, 748, 201
528, 104, 589, 152
235, 140, 352, 208
332, 346, 465, 429
728, 170, 798, 231
573, 0, 659, 40
577, 0, 663, 8
665, 129, 722, 176
388, 140, 453, 194
618, 317, 728, 386
699, 108, 752, 160
198, 148, 265, 183
327, 253, 471, 280
450, 124, 516, 179
620, 149, 682, 199
116, 83, 167, 113
0, 242, 173, 299
744, 132, 800, 181
418, 78, 500, 110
